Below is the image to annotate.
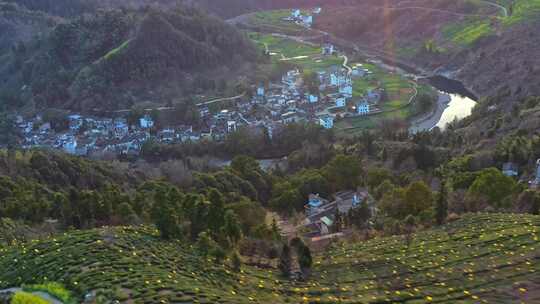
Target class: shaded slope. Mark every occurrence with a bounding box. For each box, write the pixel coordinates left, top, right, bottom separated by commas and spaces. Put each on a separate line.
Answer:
0, 6, 257, 112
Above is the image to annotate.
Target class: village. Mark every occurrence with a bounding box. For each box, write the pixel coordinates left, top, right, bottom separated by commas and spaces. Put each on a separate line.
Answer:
13, 36, 386, 158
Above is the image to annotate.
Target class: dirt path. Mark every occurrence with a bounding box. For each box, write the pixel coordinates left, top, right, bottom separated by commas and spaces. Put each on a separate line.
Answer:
195, 93, 245, 107
268, 212, 297, 240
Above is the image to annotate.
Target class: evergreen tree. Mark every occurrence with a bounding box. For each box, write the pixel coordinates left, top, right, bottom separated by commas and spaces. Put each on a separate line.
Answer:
231, 251, 242, 272
278, 243, 292, 278
222, 210, 242, 247
207, 188, 225, 234
271, 218, 281, 241
436, 180, 448, 225
298, 244, 313, 276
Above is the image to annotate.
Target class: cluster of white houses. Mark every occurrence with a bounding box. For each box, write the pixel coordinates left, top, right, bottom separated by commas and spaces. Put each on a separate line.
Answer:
502, 160, 540, 189
286, 7, 322, 28
300, 189, 375, 239
15, 111, 248, 157
13, 41, 387, 157
248, 57, 383, 132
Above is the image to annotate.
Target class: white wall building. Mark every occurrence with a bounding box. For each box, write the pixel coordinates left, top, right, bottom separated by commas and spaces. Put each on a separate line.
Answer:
335, 97, 346, 107
318, 115, 334, 129
139, 115, 154, 129
356, 102, 370, 115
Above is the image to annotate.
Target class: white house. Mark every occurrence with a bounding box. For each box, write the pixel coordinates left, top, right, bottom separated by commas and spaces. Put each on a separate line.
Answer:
281, 111, 298, 124
330, 73, 338, 86
356, 102, 370, 115
68, 114, 83, 131
63, 137, 77, 154
530, 159, 540, 189
199, 107, 210, 117
114, 119, 129, 139
502, 162, 518, 177
335, 97, 346, 107
302, 15, 313, 27
352, 67, 366, 77
339, 85, 353, 97
309, 94, 319, 103
227, 121, 237, 133
318, 115, 334, 129
257, 86, 265, 96
139, 115, 154, 129
322, 43, 334, 55
313, 7, 322, 14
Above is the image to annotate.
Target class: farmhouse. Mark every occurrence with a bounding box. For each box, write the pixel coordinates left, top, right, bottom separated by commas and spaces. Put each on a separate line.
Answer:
322, 43, 335, 56
139, 115, 154, 129
318, 115, 334, 129
502, 162, 518, 177
356, 101, 370, 115
302, 188, 372, 237
335, 96, 346, 107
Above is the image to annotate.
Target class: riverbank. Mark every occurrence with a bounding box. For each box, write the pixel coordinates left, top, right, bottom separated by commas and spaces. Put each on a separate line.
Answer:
409, 92, 451, 133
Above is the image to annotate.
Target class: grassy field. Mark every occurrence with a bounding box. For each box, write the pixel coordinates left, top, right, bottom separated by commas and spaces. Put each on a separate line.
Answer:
442, 18, 493, 46
248, 32, 342, 72
441, 0, 540, 47
248, 9, 307, 33
0, 213, 538, 303
502, 0, 540, 25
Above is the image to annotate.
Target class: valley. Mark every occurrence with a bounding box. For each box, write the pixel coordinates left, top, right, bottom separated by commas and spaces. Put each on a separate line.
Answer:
0, 1, 539, 304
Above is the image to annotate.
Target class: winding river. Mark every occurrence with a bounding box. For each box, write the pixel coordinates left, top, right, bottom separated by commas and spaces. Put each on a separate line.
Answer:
428, 76, 478, 130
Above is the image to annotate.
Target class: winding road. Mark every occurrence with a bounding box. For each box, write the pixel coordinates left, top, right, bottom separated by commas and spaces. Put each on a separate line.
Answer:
341, 54, 352, 75
479, 0, 508, 17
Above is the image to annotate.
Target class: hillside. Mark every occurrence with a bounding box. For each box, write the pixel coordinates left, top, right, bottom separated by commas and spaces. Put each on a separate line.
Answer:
1, 213, 538, 303
313, 0, 540, 99
1, 0, 179, 17
0, 2, 57, 54
0, 5, 258, 112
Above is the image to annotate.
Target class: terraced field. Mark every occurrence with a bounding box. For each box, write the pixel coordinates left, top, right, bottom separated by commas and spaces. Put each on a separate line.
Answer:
248, 32, 343, 72
0, 213, 538, 303
247, 9, 309, 34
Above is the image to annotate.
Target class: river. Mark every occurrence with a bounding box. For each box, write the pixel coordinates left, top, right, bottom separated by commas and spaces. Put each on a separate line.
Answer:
428, 76, 478, 130
409, 76, 477, 133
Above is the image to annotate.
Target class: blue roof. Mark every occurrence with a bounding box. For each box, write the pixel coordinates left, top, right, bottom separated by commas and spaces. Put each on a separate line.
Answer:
308, 198, 322, 208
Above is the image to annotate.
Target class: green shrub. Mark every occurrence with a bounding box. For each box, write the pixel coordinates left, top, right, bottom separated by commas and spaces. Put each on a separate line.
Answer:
11, 292, 48, 304
23, 282, 74, 304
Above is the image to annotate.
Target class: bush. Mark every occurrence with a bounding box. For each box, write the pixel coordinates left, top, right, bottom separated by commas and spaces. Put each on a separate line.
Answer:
467, 168, 517, 209
23, 282, 74, 304
11, 292, 48, 304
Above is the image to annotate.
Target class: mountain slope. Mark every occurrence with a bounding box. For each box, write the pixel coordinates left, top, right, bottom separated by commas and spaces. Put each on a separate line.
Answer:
1, 213, 538, 303
0, 6, 258, 112
313, 0, 540, 99
0, 2, 57, 53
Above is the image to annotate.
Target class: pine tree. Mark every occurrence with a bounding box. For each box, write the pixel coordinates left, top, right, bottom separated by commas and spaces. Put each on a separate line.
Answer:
436, 180, 448, 225
271, 218, 281, 240
231, 251, 242, 272
278, 243, 292, 278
